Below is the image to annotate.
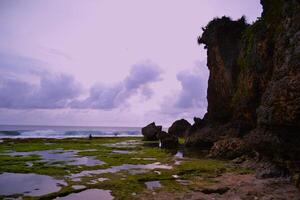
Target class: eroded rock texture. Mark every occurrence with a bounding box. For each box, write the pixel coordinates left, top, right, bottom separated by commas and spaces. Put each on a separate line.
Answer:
187, 0, 300, 173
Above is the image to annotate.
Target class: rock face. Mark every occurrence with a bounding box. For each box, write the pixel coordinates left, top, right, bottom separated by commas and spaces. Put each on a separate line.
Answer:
187, 0, 300, 173
141, 122, 162, 141
157, 131, 178, 148
141, 122, 179, 148
208, 138, 249, 159
168, 119, 191, 137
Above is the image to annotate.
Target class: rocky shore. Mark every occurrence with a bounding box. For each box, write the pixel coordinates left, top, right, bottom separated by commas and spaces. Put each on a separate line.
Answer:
142, 0, 300, 191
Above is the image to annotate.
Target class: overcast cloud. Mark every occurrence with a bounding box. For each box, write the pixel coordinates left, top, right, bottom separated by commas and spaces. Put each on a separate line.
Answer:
0, 0, 262, 126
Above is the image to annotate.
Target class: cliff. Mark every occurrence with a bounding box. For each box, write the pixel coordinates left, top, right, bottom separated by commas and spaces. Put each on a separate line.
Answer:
187, 0, 300, 174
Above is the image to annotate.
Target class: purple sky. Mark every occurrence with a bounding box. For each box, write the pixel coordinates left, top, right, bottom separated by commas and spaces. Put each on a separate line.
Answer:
0, 0, 262, 127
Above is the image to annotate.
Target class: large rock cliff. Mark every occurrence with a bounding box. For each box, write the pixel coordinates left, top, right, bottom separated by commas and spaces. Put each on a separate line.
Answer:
187, 0, 300, 173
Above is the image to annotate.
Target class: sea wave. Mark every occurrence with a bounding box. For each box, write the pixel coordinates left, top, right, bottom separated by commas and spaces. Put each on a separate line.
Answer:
0, 129, 141, 138
0, 131, 21, 136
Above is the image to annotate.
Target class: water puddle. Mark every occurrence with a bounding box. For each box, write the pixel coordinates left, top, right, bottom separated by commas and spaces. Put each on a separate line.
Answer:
71, 185, 86, 190
98, 177, 109, 182
0, 172, 66, 196
175, 151, 183, 158
128, 169, 147, 174
54, 189, 113, 200
145, 181, 162, 190
72, 178, 81, 182
174, 160, 182, 165
112, 150, 132, 154
103, 140, 141, 148
71, 162, 172, 179
3, 150, 105, 166
26, 162, 33, 167
176, 179, 191, 186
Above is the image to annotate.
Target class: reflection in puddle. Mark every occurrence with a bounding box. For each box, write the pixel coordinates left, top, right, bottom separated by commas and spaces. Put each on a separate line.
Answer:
3, 150, 105, 166
112, 150, 131, 154
175, 151, 183, 158
26, 162, 33, 167
71, 162, 172, 179
176, 179, 191, 186
174, 160, 182, 165
0, 173, 66, 196
54, 189, 113, 200
128, 169, 147, 174
71, 185, 86, 190
103, 140, 141, 148
145, 181, 162, 190
98, 177, 109, 182
72, 178, 81, 182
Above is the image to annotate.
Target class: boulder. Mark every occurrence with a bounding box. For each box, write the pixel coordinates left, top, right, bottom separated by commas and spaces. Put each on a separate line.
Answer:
208, 138, 249, 159
189, 117, 206, 134
141, 122, 162, 141
157, 131, 178, 148
168, 119, 191, 137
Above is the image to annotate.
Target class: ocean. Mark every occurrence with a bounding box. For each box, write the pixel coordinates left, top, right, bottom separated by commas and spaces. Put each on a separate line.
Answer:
0, 125, 142, 138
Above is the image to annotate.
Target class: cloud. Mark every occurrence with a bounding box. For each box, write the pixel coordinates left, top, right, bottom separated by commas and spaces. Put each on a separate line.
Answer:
0, 53, 82, 109
159, 61, 209, 120
42, 47, 72, 60
0, 73, 82, 109
71, 61, 162, 109
0, 53, 162, 110
175, 64, 208, 109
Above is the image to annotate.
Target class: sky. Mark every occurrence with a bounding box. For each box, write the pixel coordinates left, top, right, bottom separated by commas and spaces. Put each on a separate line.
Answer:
0, 0, 262, 127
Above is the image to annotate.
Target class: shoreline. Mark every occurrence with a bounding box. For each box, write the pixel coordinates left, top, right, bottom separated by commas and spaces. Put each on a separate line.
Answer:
0, 137, 299, 199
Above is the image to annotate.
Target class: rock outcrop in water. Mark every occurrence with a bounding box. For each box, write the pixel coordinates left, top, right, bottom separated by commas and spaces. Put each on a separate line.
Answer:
186, 0, 300, 176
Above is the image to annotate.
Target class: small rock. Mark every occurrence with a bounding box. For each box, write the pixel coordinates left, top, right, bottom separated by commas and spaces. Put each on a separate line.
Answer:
154, 171, 161, 175
201, 187, 230, 194
172, 175, 179, 179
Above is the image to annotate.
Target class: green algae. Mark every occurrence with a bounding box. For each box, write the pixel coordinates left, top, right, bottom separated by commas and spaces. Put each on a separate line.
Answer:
0, 137, 252, 200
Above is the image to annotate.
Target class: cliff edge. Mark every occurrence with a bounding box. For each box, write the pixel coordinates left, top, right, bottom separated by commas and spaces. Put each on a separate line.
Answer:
186, 0, 300, 175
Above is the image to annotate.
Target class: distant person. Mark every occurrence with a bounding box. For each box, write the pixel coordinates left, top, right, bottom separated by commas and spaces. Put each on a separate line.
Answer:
89, 134, 92, 139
